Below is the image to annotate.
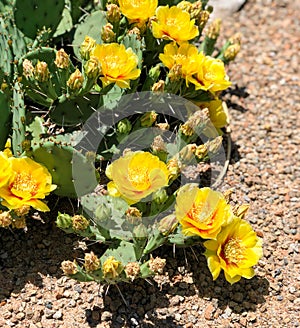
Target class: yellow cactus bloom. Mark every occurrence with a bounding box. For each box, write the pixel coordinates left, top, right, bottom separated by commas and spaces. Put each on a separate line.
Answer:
175, 184, 233, 239
152, 6, 199, 43
197, 99, 228, 128
102, 256, 123, 279
106, 151, 169, 204
119, 0, 158, 23
204, 217, 263, 284
91, 43, 141, 88
0, 152, 12, 189
0, 157, 56, 212
189, 55, 232, 92
159, 42, 200, 85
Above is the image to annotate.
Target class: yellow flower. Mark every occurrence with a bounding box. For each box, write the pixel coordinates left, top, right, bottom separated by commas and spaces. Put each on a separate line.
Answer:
119, 0, 158, 23
91, 43, 141, 88
0, 157, 56, 212
197, 99, 228, 128
0, 152, 12, 189
159, 42, 201, 85
152, 6, 199, 43
204, 217, 263, 284
189, 55, 232, 92
102, 256, 123, 279
106, 151, 169, 204
175, 184, 233, 239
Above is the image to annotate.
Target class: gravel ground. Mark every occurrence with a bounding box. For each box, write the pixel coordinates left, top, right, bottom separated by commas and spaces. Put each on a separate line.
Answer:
1, 0, 299, 327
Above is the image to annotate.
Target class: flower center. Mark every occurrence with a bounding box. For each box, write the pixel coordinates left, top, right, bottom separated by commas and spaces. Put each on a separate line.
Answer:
128, 167, 150, 189
188, 202, 214, 225
223, 237, 245, 264
166, 18, 177, 26
12, 172, 38, 195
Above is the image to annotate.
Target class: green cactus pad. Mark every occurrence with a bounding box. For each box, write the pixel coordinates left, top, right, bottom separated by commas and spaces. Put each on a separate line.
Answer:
14, 0, 65, 39
73, 10, 107, 59
0, 91, 11, 150
50, 93, 100, 126
30, 141, 98, 198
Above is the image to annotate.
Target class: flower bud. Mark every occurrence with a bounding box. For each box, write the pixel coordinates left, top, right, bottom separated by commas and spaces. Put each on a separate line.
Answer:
133, 223, 148, 239
177, 1, 193, 13
84, 251, 100, 272
179, 144, 197, 162
67, 69, 84, 90
0, 211, 12, 228
167, 157, 181, 179
190, 1, 203, 20
125, 207, 142, 225
148, 255, 166, 274
195, 144, 208, 159
168, 64, 182, 82
232, 204, 250, 219
72, 214, 89, 231
101, 23, 116, 43
206, 18, 221, 39
198, 10, 210, 29
125, 262, 140, 281
102, 256, 123, 279
14, 205, 30, 217
155, 122, 170, 130
151, 80, 165, 93
152, 188, 168, 205
95, 203, 112, 222
22, 59, 34, 78
207, 136, 223, 154
80, 36, 96, 60
229, 33, 242, 45
151, 135, 166, 153
84, 56, 101, 79
56, 212, 73, 229
158, 214, 178, 236
180, 109, 210, 136
106, 4, 121, 24
54, 48, 70, 69
117, 118, 132, 134
127, 27, 141, 40
140, 111, 157, 127
61, 260, 78, 275
224, 44, 241, 62
34, 60, 50, 82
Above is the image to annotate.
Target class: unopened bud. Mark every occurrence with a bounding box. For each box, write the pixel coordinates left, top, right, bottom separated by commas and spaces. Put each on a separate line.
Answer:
167, 157, 181, 179
80, 36, 96, 60
224, 44, 241, 61
67, 69, 84, 90
198, 10, 210, 29
128, 27, 141, 40
177, 1, 193, 13
54, 48, 70, 69
152, 188, 168, 205
84, 251, 100, 272
61, 260, 78, 275
0, 211, 12, 228
125, 262, 140, 281
229, 33, 242, 45
151, 135, 166, 153
158, 214, 178, 235
206, 18, 221, 39
56, 212, 73, 229
207, 136, 223, 154
151, 80, 165, 93
84, 56, 101, 79
155, 122, 170, 130
148, 255, 166, 274
190, 1, 203, 20
72, 214, 89, 231
232, 204, 250, 219
22, 59, 34, 78
140, 111, 157, 127
168, 64, 182, 82
101, 23, 116, 43
195, 144, 208, 159
126, 207, 142, 225
106, 4, 121, 24
102, 256, 123, 279
14, 205, 30, 217
179, 143, 197, 162
117, 118, 132, 134
180, 109, 209, 136
34, 60, 50, 82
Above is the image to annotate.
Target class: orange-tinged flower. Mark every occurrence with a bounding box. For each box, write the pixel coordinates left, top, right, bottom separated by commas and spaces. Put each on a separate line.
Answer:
0, 157, 56, 212
91, 43, 141, 88
204, 217, 263, 284
189, 55, 232, 92
175, 184, 233, 239
106, 151, 169, 204
119, 0, 158, 23
152, 6, 199, 43
0, 152, 12, 189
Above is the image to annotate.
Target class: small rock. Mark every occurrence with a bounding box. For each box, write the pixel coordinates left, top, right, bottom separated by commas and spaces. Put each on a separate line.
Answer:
53, 310, 63, 320
101, 311, 112, 321
204, 304, 215, 320
16, 312, 25, 320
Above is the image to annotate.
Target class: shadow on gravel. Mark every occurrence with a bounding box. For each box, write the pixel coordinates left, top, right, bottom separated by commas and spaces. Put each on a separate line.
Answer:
0, 197, 83, 302
224, 85, 250, 114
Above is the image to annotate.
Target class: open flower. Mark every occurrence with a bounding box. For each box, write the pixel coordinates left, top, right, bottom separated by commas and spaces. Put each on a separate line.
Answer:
91, 43, 141, 88
159, 42, 201, 84
152, 6, 199, 43
106, 151, 169, 204
0, 152, 12, 189
175, 184, 233, 239
102, 256, 123, 280
0, 157, 56, 212
189, 55, 232, 92
119, 0, 158, 24
204, 217, 263, 284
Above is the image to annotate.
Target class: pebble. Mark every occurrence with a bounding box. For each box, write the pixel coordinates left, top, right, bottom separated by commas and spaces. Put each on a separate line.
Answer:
53, 310, 63, 320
